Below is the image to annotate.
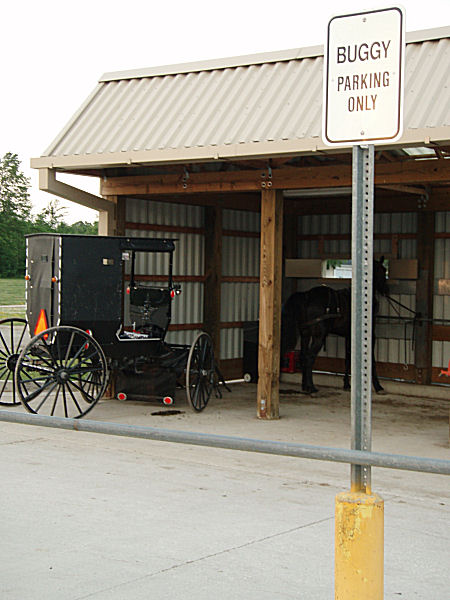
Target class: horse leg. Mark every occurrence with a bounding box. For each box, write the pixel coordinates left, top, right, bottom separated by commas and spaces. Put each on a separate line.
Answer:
299, 332, 314, 392
301, 328, 325, 393
343, 334, 351, 390
372, 330, 384, 393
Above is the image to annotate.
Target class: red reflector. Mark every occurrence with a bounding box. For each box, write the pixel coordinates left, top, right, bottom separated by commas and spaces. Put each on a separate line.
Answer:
170, 290, 175, 298
126, 287, 130, 295
83, 330, 92, 350
163, 396, 174, 405
117, 392, 127, 401
34, 309, 49, 339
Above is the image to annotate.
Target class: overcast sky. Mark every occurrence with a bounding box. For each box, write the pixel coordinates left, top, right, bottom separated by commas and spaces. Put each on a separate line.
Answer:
1, 0, 449, 223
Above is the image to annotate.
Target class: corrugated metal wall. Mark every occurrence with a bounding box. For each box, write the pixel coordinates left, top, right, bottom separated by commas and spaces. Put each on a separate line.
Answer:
375, 213, 417, 369
124, 199, 260, 360
221, 209, 260, 361
434, 212, 450, 370
297, 212, 419, 372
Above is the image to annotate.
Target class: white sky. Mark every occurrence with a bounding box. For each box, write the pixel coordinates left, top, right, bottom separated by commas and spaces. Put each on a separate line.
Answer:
1, 0, 449, 223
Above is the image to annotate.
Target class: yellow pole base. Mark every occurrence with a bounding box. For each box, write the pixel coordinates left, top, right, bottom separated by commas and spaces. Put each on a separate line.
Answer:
335, 491, 384, 600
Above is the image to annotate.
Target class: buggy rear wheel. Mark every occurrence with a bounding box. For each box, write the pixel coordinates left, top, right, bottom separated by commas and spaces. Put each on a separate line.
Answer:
0, 318, 28, 406
186, 332, 214, 412
15, 326, 108, 419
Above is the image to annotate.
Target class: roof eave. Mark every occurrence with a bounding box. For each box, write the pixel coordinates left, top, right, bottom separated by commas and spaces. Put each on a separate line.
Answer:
30, 127, 450, 173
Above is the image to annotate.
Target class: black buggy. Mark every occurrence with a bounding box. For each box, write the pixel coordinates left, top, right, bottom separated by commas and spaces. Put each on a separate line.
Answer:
0, 234, 226, 418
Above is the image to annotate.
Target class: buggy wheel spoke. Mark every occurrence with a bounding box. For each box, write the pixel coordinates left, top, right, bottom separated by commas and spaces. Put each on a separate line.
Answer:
42, 336, 59, 368
14, 322, 27, 354
67, 340, 92, 369
50, 387, 60, 416
0, 318, 29, 406
71, 365, 105, 377
0, 331, 11, 355
10, 321, 14, 353
66, 383, 83, 415
33, 350, 58, 370
34, 381, 59, 412
21, 374, 54, 384
64, 331, 76, 362
21, 377, 56, 404
61, 385, 68, 418
67, 379, 96, 404
20, 362, 54, 375
0, 374, 9, 397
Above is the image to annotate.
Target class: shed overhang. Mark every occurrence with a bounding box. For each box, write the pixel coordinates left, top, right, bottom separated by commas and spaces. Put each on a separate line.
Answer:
31, 27, 450, 175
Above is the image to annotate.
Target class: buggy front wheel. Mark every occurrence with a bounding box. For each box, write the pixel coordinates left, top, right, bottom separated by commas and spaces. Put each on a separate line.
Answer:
15, 326, 108, 419
186, 332, 214, 412
0, 318, 28, 406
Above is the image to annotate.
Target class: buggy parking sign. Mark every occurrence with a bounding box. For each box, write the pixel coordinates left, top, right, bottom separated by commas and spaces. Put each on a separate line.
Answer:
323, 6, 405, 146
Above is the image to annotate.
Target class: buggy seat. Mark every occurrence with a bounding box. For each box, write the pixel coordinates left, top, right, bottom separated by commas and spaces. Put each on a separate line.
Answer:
128, 285, 171, 338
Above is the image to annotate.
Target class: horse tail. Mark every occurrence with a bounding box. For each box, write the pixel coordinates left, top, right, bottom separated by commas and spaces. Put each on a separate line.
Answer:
281, 292, 305, 355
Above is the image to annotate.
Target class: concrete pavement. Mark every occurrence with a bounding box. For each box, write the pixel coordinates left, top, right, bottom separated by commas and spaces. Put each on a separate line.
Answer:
1, 382, 449, 599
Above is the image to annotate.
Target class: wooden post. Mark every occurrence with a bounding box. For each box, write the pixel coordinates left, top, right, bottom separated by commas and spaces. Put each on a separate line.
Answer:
203, 206, 222, 362
99, 195, 118, 235
415, 209, 435, 385
257, 189, 283, 419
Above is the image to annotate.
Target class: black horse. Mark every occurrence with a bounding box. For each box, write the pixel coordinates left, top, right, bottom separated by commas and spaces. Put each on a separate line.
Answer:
281, 258, 388, 394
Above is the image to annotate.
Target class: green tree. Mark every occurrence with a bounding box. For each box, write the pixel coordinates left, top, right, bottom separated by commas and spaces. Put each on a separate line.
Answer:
34, 199, 98, 235
0, 153, 33, 277
34, 199, 68, 231
62, 220, 98, 235
0, 152, 32, 219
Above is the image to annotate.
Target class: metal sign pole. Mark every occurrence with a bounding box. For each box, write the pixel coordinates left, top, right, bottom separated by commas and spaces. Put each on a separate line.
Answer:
351, 144, 375, 493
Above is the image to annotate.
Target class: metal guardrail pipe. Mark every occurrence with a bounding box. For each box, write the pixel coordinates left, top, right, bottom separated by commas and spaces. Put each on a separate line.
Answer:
1, 410, 449, 475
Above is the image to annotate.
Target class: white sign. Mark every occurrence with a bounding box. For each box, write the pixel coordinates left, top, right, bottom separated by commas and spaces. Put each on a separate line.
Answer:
323, 6, 405, 146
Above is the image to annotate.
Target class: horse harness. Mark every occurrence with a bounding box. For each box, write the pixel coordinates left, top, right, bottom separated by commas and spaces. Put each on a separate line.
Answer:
299, 285, 347, 330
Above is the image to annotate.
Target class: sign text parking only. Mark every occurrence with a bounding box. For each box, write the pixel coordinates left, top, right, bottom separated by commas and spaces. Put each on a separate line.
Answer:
323, 6, 405, 146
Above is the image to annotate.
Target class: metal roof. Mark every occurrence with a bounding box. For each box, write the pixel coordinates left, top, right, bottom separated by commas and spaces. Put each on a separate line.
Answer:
32, 27, 450, 171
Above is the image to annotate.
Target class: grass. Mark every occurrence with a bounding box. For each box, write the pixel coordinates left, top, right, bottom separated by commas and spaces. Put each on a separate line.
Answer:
0, 279, 26, 319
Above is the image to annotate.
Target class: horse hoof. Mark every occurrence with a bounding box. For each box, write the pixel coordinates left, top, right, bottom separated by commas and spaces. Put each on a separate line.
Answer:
376, 388, 387, 395
304, 387, 318, 394
343, 384, 351, 391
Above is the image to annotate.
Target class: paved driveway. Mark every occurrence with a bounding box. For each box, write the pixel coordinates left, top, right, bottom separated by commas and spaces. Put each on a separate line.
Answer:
1, 382, 449, 599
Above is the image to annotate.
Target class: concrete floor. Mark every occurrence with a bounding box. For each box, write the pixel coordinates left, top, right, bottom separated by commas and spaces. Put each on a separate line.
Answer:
1, 379, 449, 599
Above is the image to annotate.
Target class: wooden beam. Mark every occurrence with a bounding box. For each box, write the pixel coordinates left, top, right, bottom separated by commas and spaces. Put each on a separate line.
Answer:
203, 206, 222, 362
125, 222, 204, 235
285, 187, 450, 215
117, 192, 260, 211
257, 189, 283, 419
433, 325, 450, 342
415, 210, 435, 385
116, 197, 126, 235
101, 160, 450, 196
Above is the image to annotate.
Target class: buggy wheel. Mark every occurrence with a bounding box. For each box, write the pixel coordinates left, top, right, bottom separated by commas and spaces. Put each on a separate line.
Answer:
186, 332, 214, 412
15, 326, 108, 419
0, 318, 28, 406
